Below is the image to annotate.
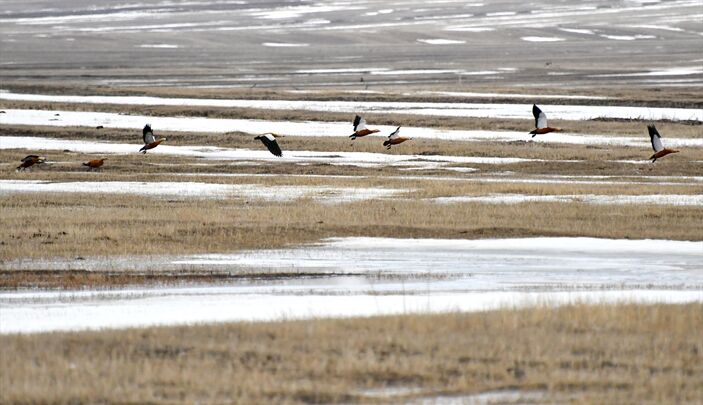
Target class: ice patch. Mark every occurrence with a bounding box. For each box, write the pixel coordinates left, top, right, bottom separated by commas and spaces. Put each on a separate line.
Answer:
591, 67, 703, 77
444, 26, 494, 32
600, 34, 657, 40
521, 36, 566, 42
417, 39, 466, 45
0, 180, 406, 203
262, 42, 309, 47
431, 193, 703, 206
137, 44, 179, 48
559, 27, 596, 35
2, 93, 700, 121
1, 237, 701, 334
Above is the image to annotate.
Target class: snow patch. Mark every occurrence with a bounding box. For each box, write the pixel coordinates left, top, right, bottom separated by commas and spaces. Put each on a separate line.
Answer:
521, 36, 566, 42
417, 38, 466, 45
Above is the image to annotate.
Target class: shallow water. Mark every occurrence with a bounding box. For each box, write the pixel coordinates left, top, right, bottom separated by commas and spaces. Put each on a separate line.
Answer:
1, 237, 701, 334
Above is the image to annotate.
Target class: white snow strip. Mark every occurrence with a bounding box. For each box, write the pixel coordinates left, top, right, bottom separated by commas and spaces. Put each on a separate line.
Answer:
410, 91, 609, 100
591, 67, 703, 77
137, 44, 179, 48
559, 27, 596, 35
521, 36, 566, 42
2, 111, 703, 150
0, 136, 547, 167
0, 180, 406, 203
1, 92, 701, 121
417, 38, 466, 45
297, 68, 389, 74
444, 26, 494, 32
1, 236, 701, 334
261, 42, 309, 47
431, 193, 703, 206
600, 34, 657, 40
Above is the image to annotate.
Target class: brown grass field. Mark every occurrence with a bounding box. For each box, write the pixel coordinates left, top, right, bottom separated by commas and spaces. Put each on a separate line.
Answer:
1, 303, 701, 404
1, 86, 701, 404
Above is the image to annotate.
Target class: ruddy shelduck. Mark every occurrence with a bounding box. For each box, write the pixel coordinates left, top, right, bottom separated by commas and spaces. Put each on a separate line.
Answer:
255, 133, 283, 157
139, 124, 166, 153
349, 115, 380, 140
16, 155, 46, 171
383, 127, 411, 149
530, 104, 562, 137
83, 158, 106, 170
648, 125, 679, 163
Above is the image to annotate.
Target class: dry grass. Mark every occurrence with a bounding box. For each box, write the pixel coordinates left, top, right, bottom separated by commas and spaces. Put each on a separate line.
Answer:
1, 192, 702, 264
1, 303, 701, 404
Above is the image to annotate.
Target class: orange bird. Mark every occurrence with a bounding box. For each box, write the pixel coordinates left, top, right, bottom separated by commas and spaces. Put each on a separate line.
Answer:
83, 158, 106, 170
648, 125, 679, 163
529, 104, 562, 137
16, 155, 46, 171
139, 124, 167, 153
383, 127, 412, 149
349, 115, 380, 140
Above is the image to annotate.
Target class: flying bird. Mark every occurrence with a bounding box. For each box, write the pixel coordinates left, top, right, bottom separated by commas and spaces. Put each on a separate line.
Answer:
529, 104, 562, 137
648, 125, 679, 163
16, 155, 46, 171
139, 124, 166, 153
383, 127, 411, 149
254, 133, 283, 157
83, 158, 106, 170
349, 115, 380, 140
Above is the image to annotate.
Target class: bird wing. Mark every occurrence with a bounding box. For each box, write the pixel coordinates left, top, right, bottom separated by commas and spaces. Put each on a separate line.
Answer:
259, 134, 282, 157
648, 125, 663, 152
353, 115, 367, 131
533, 104, 547, 128
143, 125, 156, 144
21, 155, 39, 163
388, 126, 401, 140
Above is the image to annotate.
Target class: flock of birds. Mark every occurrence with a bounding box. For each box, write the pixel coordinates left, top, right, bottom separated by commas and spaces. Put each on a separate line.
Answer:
15, 104, 679, 171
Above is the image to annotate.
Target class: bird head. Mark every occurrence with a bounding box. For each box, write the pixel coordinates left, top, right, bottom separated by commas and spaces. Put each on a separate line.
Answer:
158, 137, 167, 142
37, 156, 47, 163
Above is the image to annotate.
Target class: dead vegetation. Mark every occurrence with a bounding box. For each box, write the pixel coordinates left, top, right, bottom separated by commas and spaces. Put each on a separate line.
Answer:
1, 303, 701, 404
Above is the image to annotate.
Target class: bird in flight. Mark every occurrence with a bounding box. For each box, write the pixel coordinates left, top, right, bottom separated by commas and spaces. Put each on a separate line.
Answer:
255, 133, 283, 157
16, 155, 46, 171
349, 115, 380, 140
529, 104, 562, 137
383, 127, 411, 149
139, 124, 167, 153
648, 125, 679, 163
83, 158, 106, 170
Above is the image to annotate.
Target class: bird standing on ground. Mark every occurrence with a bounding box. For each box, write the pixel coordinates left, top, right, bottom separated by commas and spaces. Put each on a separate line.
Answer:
383, 127, 411, 149
83, 158, 106, 170
16, 155, 46, 171
648, 125, 679, 163
349, 115, 380, 140
529, 104, 562, 137
139, 124, 166, 153
255, 133, 283, 157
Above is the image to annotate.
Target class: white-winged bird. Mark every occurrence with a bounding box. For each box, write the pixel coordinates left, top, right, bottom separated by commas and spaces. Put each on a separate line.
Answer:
139, 124, 166, 153
529, 104, 562, 137
349, 115, 380, 140
648, 125, 679, 163
383, 126, 411, 149
255, 133, 283, 157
